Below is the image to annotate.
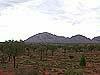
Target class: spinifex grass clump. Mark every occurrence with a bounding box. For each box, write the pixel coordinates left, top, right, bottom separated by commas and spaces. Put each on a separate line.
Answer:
2, 63, 7, 69
64, 69, 83, 75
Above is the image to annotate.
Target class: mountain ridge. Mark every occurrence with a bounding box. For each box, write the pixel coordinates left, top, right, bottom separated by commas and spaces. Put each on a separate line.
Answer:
24, 32, 100, 43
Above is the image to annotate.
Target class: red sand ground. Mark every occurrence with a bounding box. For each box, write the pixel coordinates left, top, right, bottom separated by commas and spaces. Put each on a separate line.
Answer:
0, 68, 15, 75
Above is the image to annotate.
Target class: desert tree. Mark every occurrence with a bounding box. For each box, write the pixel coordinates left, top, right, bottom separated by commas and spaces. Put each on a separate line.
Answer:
47, 44, 57, 56
87, 44, 96, 52
3, 40, 25, 68
37, 44, 46, 61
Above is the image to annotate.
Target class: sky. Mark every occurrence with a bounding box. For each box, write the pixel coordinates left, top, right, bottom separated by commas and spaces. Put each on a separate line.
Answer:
0, 0, 99, 41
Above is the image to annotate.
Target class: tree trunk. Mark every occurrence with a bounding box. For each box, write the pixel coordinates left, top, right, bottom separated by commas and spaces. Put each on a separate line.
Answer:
8, 55, 11, 62
52, 50, 54, 56
13, 56, 16, 68
46, 50, 48, 56
64, 49, 66, 56
40, 50, 43, 61
45, 50, 48, 60
1, 55, 4, 63
27, 50, 30, 56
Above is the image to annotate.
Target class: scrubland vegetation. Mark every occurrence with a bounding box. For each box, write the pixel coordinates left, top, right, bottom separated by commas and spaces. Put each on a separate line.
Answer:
0, 40, 100, 75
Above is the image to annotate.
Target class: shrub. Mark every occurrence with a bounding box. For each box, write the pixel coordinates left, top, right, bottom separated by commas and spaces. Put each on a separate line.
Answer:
79, 55, 86, 67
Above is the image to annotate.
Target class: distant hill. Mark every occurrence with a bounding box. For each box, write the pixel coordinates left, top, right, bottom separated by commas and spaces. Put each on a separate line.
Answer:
24, 32, 69, 43
70, 35, 93, 43
24, 32, 100, 44
92, 36, 100, 43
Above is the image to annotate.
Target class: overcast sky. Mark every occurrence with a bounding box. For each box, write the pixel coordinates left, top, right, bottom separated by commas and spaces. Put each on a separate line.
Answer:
0, 0, 99, 41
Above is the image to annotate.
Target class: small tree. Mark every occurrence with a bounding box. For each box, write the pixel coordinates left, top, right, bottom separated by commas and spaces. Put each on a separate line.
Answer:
38, 45, 46, 61
47, 45, 57, 56
79, 55, 86, 67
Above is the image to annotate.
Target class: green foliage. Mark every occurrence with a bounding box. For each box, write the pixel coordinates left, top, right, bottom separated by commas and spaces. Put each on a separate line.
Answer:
1, 40, 25, 68
2, 40, 25, 57
46, 44, 57, 56
64, 69, 83, 75
79, 55, 86, 67
2, 63, 8, 69
22, 60, 34, 65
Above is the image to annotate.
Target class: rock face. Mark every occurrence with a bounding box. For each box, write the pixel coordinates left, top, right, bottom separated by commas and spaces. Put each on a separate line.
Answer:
70, 35, 93, 43
24, 32, 69, 43
24, 32, 100, 44
92, 36, 100, 43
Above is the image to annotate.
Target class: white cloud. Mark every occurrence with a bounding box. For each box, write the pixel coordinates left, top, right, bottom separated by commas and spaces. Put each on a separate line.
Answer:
0, 0, 99, 41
